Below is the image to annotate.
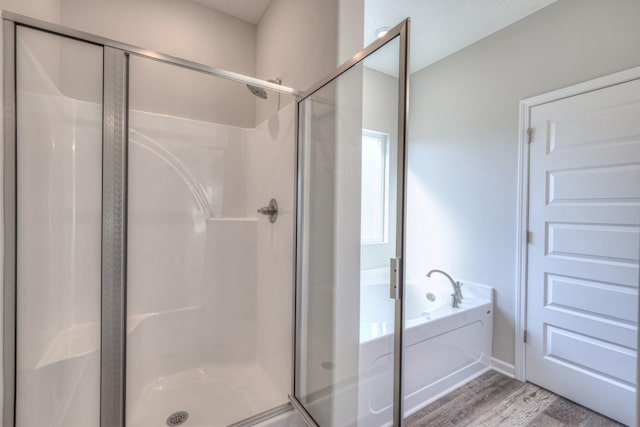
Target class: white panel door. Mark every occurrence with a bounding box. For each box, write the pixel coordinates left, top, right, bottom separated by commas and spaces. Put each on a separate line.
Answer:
526, 78, 640, 427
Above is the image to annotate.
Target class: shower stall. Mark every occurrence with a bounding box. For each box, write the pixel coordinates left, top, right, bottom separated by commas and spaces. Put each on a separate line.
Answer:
3, 13, 299, 427
2, 12, 414, 427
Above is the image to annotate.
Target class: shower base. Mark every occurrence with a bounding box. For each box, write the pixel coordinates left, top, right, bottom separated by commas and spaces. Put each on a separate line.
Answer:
128, 363, 285, 427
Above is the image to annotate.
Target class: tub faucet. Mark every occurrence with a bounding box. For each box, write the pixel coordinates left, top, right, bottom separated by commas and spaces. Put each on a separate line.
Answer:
426, 269, 463, 308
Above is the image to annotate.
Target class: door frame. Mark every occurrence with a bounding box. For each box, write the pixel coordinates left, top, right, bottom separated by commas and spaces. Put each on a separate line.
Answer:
514, 65, 640, 382
290, 18, 410, 427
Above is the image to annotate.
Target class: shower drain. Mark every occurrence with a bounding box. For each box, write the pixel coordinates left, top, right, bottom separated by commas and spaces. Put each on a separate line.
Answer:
167, 411, 189, 426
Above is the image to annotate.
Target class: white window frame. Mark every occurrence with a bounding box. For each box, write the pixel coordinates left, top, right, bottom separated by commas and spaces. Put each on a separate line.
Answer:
361, 129, 390, 245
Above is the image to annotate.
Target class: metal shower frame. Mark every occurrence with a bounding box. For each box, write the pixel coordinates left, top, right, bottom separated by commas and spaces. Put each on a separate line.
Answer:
2, 11, 410, 427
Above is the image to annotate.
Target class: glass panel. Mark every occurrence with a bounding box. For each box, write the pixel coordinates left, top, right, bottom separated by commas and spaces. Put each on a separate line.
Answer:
295, 36, 401, 426
15, 27, 103, 427
126, 55, 295, 426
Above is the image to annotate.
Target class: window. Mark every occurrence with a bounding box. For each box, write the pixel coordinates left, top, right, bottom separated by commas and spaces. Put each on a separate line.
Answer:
361, 130, 389, 244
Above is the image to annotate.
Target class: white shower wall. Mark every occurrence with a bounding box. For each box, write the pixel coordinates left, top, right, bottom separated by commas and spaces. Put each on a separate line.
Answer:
126, 102, 296, 426
248, 111, 296, 398
127, 101, 294, 425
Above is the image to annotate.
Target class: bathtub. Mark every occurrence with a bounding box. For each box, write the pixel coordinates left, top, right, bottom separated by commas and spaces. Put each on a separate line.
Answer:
357, 281, 493, 425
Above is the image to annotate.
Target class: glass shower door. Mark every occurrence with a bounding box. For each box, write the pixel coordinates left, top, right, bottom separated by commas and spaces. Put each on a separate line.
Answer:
13, 26, 103, 427
293, 20, 409, 427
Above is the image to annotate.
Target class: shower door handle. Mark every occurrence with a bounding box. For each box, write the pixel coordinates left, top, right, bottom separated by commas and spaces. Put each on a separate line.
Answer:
390, 258, 402, 300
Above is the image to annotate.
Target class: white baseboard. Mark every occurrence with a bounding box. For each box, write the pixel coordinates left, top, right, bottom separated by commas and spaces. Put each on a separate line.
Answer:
491, 357, 515, 378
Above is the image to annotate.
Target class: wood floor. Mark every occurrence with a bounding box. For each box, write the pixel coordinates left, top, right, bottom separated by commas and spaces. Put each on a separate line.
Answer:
405, 370, 624, 427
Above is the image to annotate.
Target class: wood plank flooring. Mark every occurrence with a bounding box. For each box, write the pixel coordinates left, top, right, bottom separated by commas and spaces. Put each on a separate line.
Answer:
405, 370, 625, 427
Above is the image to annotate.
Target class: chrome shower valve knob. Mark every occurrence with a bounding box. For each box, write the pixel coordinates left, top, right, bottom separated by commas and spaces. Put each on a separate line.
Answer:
257, 198, 278, 223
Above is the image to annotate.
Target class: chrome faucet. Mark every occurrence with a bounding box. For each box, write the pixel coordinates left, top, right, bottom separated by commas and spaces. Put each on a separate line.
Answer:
426, 269, 463, 308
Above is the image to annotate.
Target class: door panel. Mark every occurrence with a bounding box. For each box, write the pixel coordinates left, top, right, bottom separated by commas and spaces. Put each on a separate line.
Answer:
526, 78, 640, 427
294, 22, 408, 427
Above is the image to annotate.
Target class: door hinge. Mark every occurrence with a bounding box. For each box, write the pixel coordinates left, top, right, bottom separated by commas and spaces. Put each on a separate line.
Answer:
527, 128, 533, 144
389, 258, 402, 300
526, 231, 532, 244
523, 329, 528, 343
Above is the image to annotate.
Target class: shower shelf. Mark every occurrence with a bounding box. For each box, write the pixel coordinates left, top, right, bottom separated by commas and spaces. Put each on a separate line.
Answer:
33, 322, 100, 369
207, 217, 258, 222
31, 309, 198, 369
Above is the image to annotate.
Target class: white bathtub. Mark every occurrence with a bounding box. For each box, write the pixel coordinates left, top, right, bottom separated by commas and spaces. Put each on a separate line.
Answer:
357, 281, 494, 425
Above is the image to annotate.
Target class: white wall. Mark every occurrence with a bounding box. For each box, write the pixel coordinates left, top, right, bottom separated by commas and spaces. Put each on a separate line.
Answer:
406, 0, 640, 366
60, 0, 255, 77
1, 0, 60, 22
255, 0, 364, 124
337, 0, 364, 65
255, 0, 337, 124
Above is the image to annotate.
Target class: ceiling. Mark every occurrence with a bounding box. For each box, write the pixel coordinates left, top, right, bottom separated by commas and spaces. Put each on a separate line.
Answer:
365, 0, 557, 75
193, 0, 273, 24
192, 0, 557, 75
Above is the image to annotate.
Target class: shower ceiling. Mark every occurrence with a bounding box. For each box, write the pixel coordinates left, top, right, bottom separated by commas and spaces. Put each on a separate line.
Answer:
365, 0, 557, 75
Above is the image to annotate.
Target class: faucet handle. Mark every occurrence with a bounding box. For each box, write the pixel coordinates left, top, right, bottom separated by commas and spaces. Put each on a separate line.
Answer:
455, 281, 463, 299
